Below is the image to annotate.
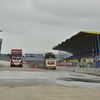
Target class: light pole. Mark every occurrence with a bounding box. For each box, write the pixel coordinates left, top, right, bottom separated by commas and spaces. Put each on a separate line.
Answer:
0, 30, 2, 53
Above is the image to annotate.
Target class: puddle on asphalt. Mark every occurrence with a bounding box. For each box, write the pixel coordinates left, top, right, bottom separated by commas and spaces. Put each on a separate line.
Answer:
58, 77, 100, 83
69, 74, 84, 77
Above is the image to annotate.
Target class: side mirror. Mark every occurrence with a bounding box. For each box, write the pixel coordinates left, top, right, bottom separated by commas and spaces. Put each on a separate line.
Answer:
10, 55, 12, 59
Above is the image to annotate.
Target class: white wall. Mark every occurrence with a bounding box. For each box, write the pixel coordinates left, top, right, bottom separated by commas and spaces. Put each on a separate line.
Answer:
0, 60, 10, 67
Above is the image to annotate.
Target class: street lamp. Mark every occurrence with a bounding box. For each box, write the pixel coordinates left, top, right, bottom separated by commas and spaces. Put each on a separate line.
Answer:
0, 30, 2, 53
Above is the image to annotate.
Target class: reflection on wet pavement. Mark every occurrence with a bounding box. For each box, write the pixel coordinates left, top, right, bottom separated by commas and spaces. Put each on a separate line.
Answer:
0, 70, 100, 89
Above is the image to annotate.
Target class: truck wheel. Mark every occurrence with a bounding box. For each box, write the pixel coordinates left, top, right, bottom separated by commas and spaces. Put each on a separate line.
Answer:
44, 66, 46, 69
43, 65, 44, 69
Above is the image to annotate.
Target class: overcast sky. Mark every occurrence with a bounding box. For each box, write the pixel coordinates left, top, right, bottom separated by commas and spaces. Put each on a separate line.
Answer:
0, 0, 100, 54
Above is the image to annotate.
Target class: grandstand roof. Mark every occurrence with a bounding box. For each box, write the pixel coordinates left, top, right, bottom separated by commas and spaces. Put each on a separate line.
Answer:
53, 31, 100, 54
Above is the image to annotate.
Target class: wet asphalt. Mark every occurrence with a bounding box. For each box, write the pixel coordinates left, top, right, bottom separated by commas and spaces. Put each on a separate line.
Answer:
0, 64, 100, 89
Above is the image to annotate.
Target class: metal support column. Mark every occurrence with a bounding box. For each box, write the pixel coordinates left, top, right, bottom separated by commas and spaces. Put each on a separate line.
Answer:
89, 39, 92, 58
86, 38, 89, 58
97, 34, 100, 56
80, 42, 82, 58
91, 37, 94, 58
79, 42, 81, 58
77, 42, 80, 58
94, 36, 97, 58
84, 41, 86, 57
82, 41, 84, 57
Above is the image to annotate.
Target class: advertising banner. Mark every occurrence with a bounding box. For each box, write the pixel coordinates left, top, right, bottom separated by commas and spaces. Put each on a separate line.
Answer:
25, 54, 43, 58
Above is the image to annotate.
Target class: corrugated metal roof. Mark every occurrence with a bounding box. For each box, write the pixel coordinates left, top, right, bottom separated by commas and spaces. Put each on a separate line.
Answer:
53, 31, 100, 54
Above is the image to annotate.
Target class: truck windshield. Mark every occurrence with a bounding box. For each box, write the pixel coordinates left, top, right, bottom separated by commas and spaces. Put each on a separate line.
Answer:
12, 54, 22, 59
45, 54, 55, 59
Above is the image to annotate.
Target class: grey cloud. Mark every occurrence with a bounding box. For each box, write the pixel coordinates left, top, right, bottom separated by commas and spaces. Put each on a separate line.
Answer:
0, 0, 100, 53
32, 0, 100, 18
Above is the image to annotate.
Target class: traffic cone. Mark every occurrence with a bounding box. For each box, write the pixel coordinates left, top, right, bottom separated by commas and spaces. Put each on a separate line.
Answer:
34, 65, 37, 70
65, 65, 67, 67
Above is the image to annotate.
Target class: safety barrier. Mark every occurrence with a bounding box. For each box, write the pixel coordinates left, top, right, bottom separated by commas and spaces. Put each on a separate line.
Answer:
0, 54, 10, 67
57, 66, 100, 76
69, 58, 93, 63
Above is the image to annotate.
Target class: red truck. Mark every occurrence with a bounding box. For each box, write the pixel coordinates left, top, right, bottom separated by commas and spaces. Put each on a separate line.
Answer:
10, 49, 23, 67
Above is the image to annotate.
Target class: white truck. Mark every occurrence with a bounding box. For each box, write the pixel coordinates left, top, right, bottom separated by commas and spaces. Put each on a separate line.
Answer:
43, 52, 56, 70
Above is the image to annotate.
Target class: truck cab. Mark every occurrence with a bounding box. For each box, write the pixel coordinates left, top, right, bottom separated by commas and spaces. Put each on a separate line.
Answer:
43, 52, 56, 70
10, 49, 23, 67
